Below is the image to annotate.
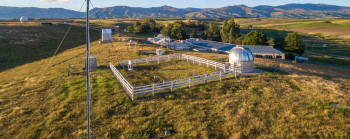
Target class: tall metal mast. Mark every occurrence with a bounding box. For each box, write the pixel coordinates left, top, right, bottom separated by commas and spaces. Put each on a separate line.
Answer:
86, 0, 91, 138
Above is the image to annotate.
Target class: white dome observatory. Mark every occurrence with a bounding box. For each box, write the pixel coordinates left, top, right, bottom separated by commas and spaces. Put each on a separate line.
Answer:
20, 16, 28, 23
229, 45, 254, 73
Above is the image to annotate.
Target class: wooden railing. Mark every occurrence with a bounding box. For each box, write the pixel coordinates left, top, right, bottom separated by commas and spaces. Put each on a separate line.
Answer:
110, 53, 237, 101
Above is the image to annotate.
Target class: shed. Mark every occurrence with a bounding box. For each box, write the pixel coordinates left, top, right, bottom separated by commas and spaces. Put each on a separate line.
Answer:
102, 29, 112, 43
85, 57, 98, 70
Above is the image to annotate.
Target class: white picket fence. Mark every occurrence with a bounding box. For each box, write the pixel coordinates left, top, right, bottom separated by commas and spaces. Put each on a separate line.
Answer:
110, 53, 238, 101
181, 54, 226, 71
121, 53, 182, 68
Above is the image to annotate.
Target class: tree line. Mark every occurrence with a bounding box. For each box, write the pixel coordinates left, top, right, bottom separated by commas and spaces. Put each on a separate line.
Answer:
127, 18, 305, 56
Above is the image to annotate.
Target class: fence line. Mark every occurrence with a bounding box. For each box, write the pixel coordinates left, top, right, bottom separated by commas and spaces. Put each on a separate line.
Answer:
110, 53, 237, 101
306, 51, 350, 62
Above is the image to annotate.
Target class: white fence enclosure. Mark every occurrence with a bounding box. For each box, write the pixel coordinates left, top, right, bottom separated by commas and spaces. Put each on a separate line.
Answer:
110, 53, 239, 101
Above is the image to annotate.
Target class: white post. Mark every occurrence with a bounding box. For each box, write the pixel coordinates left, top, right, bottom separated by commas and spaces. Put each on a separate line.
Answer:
152, 84, 155, 96
132, 88, 134, 101
207, 60, 209, 68
171, 81, 174, 92
234, 67, 237, 78
146, 58, 148, 64
187, 56, 189, 62
220, 71, 222, 81
189, 78, 191, 88
215, 63, 217, 70
168, 55, 170, 61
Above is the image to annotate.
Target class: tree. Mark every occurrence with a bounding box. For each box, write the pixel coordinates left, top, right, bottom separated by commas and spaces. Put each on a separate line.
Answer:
160, 23, 173, 37
141, 18, 157, 32
189, 29, 198, 38
268, 37, 274, 46
204, 22, 221, 41
273, 34, 286, 50
284, 32, 305, 56
242, 30, 268, 45
171, 22, 187, 40
126, 26, 135, 34
220, 18, 241, 44
160, 21, 187, 40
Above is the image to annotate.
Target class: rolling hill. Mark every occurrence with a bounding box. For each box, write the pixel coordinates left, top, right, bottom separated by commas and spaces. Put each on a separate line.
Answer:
1, 4, 350, 19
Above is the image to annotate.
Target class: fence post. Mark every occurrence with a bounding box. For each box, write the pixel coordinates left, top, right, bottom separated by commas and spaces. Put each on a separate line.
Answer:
220, 71, 222, 81
189, 78, 191, 88
168, 55, 170, 61
152, 84, 155, 96
235, 67, 237, 78
171, 81, 174, 92
179, 53, 181, 60
215, 63, 217, 70
122, 61, 125, 68
131, 88, 134, 101
205, 74, 207, 84
150, 55, 152, 65
187, 56, 189, 62
207, 60, 209, 68
146, 58, 148, 64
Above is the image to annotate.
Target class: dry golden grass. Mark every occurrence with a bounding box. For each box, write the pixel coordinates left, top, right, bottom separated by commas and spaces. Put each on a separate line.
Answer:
0, 22, 349, 138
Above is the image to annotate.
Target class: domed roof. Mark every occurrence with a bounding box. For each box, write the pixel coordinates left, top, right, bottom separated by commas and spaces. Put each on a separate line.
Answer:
20, 16, 28, 23
229, 45, 254, 62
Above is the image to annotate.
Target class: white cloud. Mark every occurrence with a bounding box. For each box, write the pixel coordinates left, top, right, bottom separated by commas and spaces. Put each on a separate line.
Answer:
40, 0, 70, 3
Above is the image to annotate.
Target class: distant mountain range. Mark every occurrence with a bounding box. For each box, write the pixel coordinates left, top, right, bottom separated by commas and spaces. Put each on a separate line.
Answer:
2, 4, 350, 19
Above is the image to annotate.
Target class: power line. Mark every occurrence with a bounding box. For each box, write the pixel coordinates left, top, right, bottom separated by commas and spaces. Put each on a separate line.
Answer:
37, 0, 86, 82
18, 0, 87, 134
90, 0, 122, 67
19, 74, 67, 132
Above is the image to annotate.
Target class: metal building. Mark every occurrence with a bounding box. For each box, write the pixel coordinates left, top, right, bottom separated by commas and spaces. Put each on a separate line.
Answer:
229, 46, 254, 73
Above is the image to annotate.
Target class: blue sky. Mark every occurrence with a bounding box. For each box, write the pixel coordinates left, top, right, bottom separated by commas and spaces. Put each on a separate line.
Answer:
1, 0, 350, 11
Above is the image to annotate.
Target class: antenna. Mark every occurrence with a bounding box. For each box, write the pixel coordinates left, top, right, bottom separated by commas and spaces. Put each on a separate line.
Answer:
86, 0, 91, 138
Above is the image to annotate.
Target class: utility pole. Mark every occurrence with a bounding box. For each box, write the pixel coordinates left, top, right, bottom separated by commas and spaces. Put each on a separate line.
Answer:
86, 0, 91, 138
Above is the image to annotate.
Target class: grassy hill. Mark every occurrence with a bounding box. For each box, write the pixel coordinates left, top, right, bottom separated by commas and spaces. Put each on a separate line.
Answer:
0, 22, 349, 138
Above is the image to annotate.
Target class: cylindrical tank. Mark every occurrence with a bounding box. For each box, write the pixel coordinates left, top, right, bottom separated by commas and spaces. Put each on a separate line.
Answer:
20, 16, 28, 23
229, 45, 254, 73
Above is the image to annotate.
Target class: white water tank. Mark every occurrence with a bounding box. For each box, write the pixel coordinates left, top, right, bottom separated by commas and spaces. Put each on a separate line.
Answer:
20, 16, 28, 23
102, 29, 112, 43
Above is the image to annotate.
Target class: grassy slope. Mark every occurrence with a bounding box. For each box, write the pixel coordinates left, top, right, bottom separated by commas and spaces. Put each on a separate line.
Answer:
0, 23, 350, 138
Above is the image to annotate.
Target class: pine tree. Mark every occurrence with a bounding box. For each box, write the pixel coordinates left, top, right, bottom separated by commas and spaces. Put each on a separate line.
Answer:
204, 22, 221, 41
273, 34, 286, 50
284, 32, 305, 56
242, 30, 268, 45
220, 18, 240, 44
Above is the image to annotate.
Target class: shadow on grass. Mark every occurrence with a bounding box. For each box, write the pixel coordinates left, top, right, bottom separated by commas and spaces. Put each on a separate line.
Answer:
0, 24, 100, 72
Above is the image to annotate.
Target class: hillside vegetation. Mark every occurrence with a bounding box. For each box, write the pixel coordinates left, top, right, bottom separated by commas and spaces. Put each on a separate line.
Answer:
0, 23, 349, 138
2, 4, 350, 19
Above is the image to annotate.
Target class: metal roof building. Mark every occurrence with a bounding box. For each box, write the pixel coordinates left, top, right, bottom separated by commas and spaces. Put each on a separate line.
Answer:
186, 38, 285, 59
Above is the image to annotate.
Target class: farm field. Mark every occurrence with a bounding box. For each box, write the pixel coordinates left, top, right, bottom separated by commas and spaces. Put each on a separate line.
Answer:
0, 20, 349, 138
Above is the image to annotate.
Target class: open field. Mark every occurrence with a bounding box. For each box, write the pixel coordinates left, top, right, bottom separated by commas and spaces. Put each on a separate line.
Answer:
119, 60, 216, 86
0, 21, 350, 138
